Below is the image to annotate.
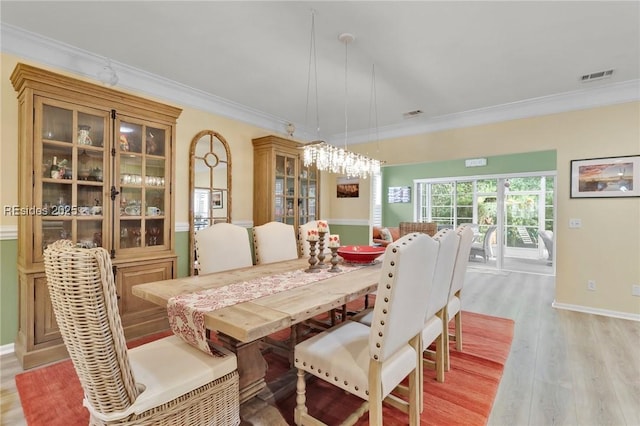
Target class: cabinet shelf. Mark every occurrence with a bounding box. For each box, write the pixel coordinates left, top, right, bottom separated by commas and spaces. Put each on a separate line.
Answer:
11, 62, 180, 369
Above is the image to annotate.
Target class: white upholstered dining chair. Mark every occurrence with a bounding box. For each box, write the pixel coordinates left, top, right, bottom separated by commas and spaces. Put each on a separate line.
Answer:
43, 240, 240, 426
444, 224, 475, 371
253, 221, 299, 264
420, 228, 459, 387
298, 220, 331, 257
354, 229, 458, 376
294, 233, 439, 425
195, 223, 253, 274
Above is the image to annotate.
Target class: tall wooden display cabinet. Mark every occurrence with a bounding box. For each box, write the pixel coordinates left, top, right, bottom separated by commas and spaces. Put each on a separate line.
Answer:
10, 63, 181, 368
252, 135, 320, 230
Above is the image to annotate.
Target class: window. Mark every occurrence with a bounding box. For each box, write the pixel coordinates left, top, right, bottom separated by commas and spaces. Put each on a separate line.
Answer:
371, 171, 382, 226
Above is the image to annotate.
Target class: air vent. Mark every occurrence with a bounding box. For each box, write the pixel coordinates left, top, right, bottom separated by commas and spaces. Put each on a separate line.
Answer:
403, 109, 424, 119
580, 69, 614, 82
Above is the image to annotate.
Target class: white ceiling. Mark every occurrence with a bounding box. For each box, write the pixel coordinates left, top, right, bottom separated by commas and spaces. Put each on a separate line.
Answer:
2, 1, 639, 143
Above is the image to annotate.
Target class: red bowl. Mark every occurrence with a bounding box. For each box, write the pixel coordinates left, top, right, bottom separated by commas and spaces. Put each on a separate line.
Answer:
337, 245, 386, 264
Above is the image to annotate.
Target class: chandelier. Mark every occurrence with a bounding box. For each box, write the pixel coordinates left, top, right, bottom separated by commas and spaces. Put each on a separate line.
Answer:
301, 16, 380, 179
303, 142, 380, 178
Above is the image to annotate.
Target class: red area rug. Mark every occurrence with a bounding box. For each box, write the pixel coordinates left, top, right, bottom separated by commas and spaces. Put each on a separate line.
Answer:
15, 311, 513, 425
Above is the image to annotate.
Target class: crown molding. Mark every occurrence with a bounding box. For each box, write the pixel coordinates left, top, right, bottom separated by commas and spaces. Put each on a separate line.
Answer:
337, 79, 640, 145
3, 23, 639, 145
1, 24, 290, 136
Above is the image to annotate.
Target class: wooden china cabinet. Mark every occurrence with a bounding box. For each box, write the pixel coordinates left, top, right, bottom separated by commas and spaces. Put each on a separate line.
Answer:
11, 63, 181, 368
252, 135, 320, 230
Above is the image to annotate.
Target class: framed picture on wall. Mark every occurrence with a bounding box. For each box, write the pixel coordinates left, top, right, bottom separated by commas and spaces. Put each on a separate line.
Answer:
211, 190, 223, 208
337, 177, 359, 198
570, 155, 640, 198
388, 186, 411, 203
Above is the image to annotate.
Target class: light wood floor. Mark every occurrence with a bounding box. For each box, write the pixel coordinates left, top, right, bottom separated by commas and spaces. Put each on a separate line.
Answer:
2, 269, 639, 425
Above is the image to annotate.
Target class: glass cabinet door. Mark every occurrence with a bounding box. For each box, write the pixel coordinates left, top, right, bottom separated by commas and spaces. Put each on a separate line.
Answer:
116, 118, 170, 253
35, 97, 109, 262
298, 165, 318, 226
274, 153, 297, 225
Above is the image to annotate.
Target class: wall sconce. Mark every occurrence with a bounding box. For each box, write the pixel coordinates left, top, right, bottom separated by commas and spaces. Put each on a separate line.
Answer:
286, 123, 296, 137
97, 59, 118, 86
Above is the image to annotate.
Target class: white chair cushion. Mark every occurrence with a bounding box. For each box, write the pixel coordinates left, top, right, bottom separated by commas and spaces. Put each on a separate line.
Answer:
421, 315, 444, 351
294, 321, 415, 401
84, 335, 237, 421
425, 229, 459, 320
447, 295, 461, 321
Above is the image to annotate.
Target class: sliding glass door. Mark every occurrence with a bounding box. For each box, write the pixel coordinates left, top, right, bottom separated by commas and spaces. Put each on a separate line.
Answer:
415, 173, 555, 275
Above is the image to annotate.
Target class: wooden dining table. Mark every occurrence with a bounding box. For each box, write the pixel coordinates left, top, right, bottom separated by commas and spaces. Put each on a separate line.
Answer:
132, 258, 381, 403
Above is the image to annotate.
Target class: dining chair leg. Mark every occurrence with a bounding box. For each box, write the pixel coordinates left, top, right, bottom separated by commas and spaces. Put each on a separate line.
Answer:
409, 364, 420, 425
436, 310, 445, 383
368, 362, 384, 426
294, 369, 307, 425
455, 310, 463, 352
443, 307, 451, 372
418, 335, 424, 412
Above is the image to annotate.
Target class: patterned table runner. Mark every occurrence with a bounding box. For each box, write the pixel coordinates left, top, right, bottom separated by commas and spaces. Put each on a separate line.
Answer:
167, 263, 368, 355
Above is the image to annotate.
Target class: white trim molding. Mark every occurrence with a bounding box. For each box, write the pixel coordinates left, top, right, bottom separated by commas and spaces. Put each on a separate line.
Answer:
0, 343, 15, 356
4, 23, 638, 146
0, 225, 18, 240
175, 222, 190, 233
1, 24, 289, 138
176, 221, 253, 233
340, 79, 640, 145
552, 301, 640, 322
327, 219, 370, 227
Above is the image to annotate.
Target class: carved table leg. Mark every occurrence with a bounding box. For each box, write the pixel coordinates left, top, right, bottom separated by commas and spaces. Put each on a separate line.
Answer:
217, 333, 268, 403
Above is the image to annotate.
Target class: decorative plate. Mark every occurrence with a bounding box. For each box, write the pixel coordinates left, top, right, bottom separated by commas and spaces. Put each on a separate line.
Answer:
337, 245, 386, 264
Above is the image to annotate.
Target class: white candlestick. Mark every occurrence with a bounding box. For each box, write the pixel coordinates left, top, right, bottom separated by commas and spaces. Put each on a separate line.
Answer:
328, 234, 340, 248
307, 229, 319, 242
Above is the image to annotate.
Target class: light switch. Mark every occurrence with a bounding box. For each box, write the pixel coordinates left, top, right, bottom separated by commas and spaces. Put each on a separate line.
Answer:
569, 218, 582, 228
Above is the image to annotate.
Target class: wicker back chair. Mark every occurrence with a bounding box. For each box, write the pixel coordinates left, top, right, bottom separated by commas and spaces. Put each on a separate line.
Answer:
399, 221, 438, 237
43, 240, 240, 426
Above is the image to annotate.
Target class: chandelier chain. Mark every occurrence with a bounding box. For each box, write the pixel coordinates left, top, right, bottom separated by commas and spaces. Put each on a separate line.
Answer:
302, 29, 381, 178
343, 35, 349, 150
305, 10, 321, 136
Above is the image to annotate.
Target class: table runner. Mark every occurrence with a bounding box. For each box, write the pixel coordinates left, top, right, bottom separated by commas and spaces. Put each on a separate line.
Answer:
167, 263, 367, 355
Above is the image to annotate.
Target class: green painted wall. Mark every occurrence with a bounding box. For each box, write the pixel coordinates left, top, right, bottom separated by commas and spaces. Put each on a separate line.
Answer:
329, 224, 370, 246
0, 233, 192, 346
176, 231, 189, 278
0, 239, 18, 346
382, 150, 556, 226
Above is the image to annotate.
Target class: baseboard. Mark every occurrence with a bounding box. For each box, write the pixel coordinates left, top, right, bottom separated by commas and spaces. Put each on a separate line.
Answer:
552, 301, 640, 322
0, 342, 15, 356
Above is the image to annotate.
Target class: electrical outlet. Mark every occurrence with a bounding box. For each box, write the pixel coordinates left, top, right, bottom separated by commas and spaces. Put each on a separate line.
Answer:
587, 280, 596, 291
632, 285, 640, 297
569, 218, 582, 228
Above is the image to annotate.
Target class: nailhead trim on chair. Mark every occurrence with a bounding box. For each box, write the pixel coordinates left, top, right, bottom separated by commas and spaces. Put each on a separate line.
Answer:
294, 232, 433, 422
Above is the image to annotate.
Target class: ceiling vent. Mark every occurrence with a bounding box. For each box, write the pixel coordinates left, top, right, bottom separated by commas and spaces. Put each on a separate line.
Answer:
580, 69, 614, 83
403, 109, 424, 119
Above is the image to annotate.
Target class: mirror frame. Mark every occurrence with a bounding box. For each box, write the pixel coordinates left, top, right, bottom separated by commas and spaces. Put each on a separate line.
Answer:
189, 130, 232, 275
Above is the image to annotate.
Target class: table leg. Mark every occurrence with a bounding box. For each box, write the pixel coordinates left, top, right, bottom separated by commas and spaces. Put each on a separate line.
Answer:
217, 333, 268, 403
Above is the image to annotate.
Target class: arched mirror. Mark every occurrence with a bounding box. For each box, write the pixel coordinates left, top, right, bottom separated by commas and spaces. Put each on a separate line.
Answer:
189, 130, 231, 275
